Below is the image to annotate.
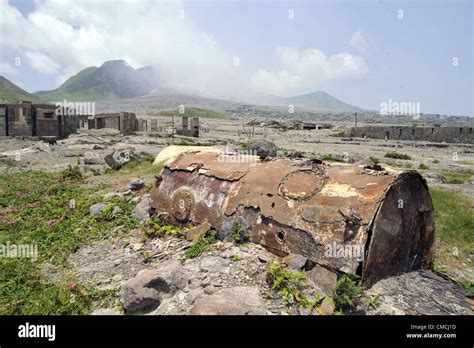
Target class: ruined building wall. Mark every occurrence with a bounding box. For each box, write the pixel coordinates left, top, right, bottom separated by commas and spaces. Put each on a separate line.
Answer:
348, 126, 474, 144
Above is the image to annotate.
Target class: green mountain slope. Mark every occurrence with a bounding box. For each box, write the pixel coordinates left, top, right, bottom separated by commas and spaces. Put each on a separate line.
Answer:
0, 76, 41, 103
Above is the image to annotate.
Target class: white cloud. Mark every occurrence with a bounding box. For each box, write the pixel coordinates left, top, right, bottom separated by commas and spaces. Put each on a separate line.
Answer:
0, 0, 240, 94
350, 31, 368, 54
250, 47, 368, 96
24, 51, 61, 75
0, 61, 18, 76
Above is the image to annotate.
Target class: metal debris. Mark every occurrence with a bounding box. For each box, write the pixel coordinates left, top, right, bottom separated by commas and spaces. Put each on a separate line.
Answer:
150, 149, 435, 285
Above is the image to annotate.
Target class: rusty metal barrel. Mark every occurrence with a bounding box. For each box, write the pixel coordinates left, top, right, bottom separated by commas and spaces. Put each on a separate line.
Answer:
150, 148, 435, 286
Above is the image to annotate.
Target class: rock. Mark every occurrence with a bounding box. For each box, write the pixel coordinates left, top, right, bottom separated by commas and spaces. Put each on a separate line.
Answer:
320, 297, 335, 315
423, 172, 448, 185
132, 196, 152, 221
257, 252, 269, 263
129, 196, 141, 205
89, 202, 111, 216
103, 192, 123, 199
199, 256, 230, 273
246, 139, 278, 160
186, 288, 204, 305
104, 154, 122, 170
92, 144, 106, 150
452, 246, 459, 257
467, 175, 474, 185
128, 178, 145, 191
112, 206, 123, 215
120, 259, 188, 313
83, 152, 103, 165
283, 254, 307, 270
306, 265, 338, 297
186, 222, 212, 241
190, 286, 266, 315
360, 271, 472, 315
220, 247, 240, 259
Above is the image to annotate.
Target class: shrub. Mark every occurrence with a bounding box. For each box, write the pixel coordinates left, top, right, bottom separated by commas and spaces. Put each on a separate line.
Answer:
384, 152, 412, 160
333, 274, 364, 312
182, 229, 217, 261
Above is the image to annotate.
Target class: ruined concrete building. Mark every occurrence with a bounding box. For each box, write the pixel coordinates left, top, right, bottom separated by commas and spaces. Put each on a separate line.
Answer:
150, 149, 435, 286
0, 101, 77, 139
78, 112, 138, 135
176, 116, 199, 137
348, 125, 474, 144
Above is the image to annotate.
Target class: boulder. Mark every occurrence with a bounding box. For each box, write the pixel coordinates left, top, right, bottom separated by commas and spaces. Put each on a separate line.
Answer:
89, 202, 111, 216
246, 139, 278, 160
120, 259, 188, 313
360, 271, 472, 315
199, 256, 230, 273
283, 254, 307, 270
128, 178, 145, 191
132, 196, 152, 221
423, 172, 448, 185
190, 286, 266, 315
83, 152, 103, 165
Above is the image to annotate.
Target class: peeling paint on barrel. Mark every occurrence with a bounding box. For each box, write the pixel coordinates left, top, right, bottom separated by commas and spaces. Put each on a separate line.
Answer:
149, 149, 435, 286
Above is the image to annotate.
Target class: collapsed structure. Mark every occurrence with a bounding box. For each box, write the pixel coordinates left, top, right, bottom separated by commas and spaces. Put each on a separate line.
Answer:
348, 125, 474, 144
0, 101, 77, 139
150, 149, 435, 286
78, 112, 138, 135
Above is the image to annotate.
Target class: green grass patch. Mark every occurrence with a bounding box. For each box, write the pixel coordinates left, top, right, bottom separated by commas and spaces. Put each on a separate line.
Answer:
0, 170, 138, 314
149, 107, 227, 119
182, 229, 217, 261
384, 151, 412, 160
430, 188, 473, 260
322, 154, 345, 163
439, 169, 474, 184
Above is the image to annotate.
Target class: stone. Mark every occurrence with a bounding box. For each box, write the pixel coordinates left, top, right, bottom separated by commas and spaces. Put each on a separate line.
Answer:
132, 196, 152, 221
120, 259, 188, 313
320, 297, 335, 315
128, 178, 145, 191
129, 196, 141, 205
283, 254, 307, 270
84, 152, 103, 165
199, 256, 230, 273
306, 265, 338, 297
467, 175, 474, 185
104, 154, 122, 170
190, 286, 266, 315
246, 139, 278, 160
359, 271, 472, 315
423, 172, 448, 185
257, 252, 269, 263
92, 144, 106, 150
186, 288, 204, 305
452, 246, 459, 257
186, 222, 212, 241
89, 202, 111, 216
220, 247, 240, 259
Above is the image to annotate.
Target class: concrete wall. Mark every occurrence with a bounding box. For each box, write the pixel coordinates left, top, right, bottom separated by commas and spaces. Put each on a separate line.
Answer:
348, 125, 474, 144
0, 103, 77, 139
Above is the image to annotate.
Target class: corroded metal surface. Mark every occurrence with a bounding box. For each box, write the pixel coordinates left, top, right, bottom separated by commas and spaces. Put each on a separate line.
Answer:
150, 149, 435, 285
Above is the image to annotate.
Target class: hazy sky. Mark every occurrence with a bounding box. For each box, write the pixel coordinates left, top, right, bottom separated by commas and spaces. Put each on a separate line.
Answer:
0, 0, 472, 115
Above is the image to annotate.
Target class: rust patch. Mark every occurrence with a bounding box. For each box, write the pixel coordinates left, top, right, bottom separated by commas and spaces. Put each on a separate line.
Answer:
150, 151, 435, 284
